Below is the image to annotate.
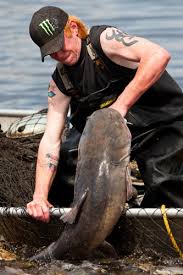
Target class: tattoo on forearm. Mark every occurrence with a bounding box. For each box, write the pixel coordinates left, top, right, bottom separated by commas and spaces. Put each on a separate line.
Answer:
48, 91, 56, 97
106, 29, 138, 46
46, 153, 58, 172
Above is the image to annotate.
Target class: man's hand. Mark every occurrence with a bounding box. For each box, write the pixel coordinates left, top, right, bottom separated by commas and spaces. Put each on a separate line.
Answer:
109, 102, 128, 118
26, 198, 53, 223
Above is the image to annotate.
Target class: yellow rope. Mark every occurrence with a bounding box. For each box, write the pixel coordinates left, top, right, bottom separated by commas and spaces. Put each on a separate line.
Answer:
161, 204, 183, 259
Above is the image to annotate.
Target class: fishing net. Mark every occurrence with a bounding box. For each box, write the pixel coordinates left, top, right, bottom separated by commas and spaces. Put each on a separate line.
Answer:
0, 111, 183, 260
0, 110, 73, 247
0, 132, 64, 247
108, 208, 183, 259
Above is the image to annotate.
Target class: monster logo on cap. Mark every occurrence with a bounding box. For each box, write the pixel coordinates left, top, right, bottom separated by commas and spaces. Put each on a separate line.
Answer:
39, 19, 55, 36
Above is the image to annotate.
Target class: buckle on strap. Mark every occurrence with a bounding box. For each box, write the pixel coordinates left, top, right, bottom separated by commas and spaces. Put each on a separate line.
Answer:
86, 36, 99, 61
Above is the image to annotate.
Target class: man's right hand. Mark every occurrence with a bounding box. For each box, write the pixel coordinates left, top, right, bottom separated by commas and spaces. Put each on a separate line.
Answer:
26, 198, 53, 223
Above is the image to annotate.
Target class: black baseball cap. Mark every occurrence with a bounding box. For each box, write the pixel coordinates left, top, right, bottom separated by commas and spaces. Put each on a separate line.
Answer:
29, 6, 69, 62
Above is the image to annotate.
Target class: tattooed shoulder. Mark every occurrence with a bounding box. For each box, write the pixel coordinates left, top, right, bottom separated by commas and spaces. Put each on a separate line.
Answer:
105, 28, 138, 47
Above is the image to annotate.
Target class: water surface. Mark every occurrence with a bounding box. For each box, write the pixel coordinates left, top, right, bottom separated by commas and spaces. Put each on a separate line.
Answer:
0, 0, 183, 110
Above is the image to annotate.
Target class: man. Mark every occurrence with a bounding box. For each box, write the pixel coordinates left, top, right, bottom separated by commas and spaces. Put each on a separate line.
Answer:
27, 6, 183, 223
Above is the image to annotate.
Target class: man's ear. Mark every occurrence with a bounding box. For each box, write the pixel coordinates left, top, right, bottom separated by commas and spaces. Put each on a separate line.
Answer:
69, 21, 79, 36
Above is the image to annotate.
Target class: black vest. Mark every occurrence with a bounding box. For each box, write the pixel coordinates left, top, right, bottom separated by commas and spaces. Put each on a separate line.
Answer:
52, 25, 183, 132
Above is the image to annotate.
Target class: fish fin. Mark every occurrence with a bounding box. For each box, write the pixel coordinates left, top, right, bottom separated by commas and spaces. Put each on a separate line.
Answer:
126, 166, 137, 201
97, 241, 118, 258
89, 241, 118, 259
29, 242, 55, 262
61, 188, 89, 224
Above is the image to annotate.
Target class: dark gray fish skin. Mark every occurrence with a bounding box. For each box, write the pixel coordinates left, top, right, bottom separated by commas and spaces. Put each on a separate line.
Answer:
31, 108, 132, 261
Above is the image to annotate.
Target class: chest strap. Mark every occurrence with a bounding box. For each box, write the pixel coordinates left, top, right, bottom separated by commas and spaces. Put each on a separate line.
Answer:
86, 36, 99, 61
56, 63, 74, 91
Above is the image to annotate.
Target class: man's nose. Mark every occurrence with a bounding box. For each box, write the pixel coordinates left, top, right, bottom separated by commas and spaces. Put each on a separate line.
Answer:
50, 50, 64, 60
50, 52, 58, 59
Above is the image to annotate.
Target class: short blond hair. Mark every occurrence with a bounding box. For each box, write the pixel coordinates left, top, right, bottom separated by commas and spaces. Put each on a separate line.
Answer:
64, 15, 89, 39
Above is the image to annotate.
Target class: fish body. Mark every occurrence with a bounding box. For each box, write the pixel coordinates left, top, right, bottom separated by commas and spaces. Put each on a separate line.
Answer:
32, 108, 132, 260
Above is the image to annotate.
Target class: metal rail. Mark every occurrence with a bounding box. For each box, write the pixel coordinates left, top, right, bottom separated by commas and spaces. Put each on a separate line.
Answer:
1, 207, 183, 219
0, 109, 38, 117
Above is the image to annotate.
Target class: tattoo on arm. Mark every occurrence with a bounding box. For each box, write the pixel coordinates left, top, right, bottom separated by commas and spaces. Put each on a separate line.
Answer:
46, 153, 59, 172
48, 83, 56, 98
48, 91, 56, 97
106, 29, 138, 46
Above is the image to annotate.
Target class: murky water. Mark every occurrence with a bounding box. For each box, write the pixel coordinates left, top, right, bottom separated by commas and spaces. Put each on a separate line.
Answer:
0, 242, 183, 275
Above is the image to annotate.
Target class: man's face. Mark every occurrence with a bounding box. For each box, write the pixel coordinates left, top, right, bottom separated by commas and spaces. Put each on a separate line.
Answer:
50, 22, 81, 65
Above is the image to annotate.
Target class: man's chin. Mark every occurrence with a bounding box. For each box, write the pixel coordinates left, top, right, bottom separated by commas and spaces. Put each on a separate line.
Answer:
63, 55, 79, 66
63, 60, 77, 66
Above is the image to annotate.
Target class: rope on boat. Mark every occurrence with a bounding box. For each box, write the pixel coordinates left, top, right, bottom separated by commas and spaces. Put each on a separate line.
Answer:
161, 204, 183, 259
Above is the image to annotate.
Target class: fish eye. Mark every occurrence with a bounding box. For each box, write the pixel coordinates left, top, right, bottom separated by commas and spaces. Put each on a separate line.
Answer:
18, 125, 26, 133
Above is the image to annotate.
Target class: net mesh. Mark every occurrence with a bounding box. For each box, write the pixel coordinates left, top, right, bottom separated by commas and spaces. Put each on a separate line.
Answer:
0, 132, 65, 247
108, 209, 183, 259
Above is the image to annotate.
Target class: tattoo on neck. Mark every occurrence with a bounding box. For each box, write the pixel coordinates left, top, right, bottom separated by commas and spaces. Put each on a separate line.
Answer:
106, 29, 138, 46
46, 153, 58, 172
